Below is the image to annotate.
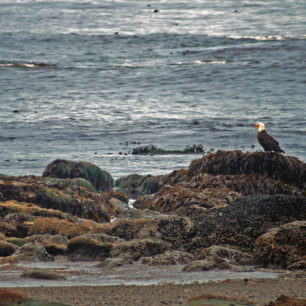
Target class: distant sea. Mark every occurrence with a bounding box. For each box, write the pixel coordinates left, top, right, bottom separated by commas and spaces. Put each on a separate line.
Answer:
1, 0, 305, 179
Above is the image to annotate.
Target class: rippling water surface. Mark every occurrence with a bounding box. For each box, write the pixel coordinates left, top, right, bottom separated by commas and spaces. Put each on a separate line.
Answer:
1, 0, 305, 178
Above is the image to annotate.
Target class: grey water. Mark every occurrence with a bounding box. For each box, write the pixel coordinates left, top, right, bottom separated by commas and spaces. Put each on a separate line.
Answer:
0, 261, 281, 287
1, 0, 305, 179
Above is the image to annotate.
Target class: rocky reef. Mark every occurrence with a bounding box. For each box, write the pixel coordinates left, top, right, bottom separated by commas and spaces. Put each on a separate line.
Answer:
0, 152, 305, 273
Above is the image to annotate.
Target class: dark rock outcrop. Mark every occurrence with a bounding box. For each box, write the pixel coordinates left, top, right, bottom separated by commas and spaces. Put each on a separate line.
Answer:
188, 195, 306, 251
133, 183, 242, 213
0, 240, 18, 256
116, 174, 164, 198
115, 170, 188, 198
189, 150, 306, 190
131, 144, 204, 155
253, 221, 306, 268
43, 159, 113, 191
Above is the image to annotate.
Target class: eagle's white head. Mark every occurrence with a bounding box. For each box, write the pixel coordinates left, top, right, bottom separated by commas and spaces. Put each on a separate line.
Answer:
254, 122, 265, 132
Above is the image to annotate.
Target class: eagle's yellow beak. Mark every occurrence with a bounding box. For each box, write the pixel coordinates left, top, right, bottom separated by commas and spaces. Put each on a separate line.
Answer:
254, 123, 259, 127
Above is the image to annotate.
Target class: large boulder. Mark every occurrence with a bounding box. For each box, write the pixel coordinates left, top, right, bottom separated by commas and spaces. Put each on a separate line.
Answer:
13, 242, 53, 261
24, 234, 68, 256
115, 174, 164, 198
110, 239, 168, 261
134, 183, 242, 213
0, 175, 111, 222
115, 170, 188, 198
189, 150, 306, 190
0, 240, 18, 256
188, 195, 306, 251
253, 221, 306, 269
43, 159, 113, 192
67, 235, 114, 261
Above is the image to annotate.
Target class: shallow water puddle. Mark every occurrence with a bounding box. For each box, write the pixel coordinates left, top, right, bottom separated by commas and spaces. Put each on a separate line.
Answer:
0, 261, 281, 288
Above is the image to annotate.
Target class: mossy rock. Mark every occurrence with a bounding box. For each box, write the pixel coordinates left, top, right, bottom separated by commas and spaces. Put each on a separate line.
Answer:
43, 159, 113, 191
35, 188, 76, 214
46, 177, 97, 193
6, 237, 25, 247
115, 174, 163, 198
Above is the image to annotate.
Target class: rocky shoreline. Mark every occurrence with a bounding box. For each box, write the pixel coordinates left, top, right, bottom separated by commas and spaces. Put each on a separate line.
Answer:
0, 150, 305, 305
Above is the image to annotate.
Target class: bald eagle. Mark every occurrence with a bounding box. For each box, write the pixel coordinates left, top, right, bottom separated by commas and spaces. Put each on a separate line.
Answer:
254, 122, 285, 153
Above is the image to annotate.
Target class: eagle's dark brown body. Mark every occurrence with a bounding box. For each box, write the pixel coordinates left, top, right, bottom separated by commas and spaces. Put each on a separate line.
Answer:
257, 130, 285, 153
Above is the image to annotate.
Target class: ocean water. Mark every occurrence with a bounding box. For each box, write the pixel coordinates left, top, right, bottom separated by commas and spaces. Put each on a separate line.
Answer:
1, 0, 305, 179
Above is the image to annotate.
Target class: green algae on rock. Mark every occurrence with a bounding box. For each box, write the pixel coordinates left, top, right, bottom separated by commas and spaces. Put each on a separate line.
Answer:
43, 159, 113, 192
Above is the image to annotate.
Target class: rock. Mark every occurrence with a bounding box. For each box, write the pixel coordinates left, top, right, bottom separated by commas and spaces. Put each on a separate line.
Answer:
115, 169, 188, 198
143, 250, 194, 266
0, 218, 28, 238
133, 167, 302, 215
134, 183, 241, 213
0, 201, 70, 223
132, 145, 159, 154
24, 234, 68, 256
199, 245, 254, 266
43, 159, 113, 191
182, 245, 253, 272
13, 242, 53, 261
110, 239, 167, 261
113, 205, 163, 220
67, 235, 113, 261
45, 177, 97, 193
187, 173, 303, 197
115, 174, 164, 198
266, 295, 306, 306
27, 217, 94, 239
0, 240, 18, 256
253, 221, 306, 268
189, 150, 306, 190
21, 269, 66, 280
0, 175, 111, 222
184, 144, 204, 153
188, 195, 306, 251
0, 288, 27, 306
131, 144, 204, 155
157, 215, 196, 249
96, 258, 124, 268
288, 261, 306, 270
182, 259, 214, 272
0, 256, 19, 264
103, 218, 156, 240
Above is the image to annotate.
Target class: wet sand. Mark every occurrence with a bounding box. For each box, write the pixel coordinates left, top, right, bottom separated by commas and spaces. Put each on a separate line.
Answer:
11, 274, 306, 305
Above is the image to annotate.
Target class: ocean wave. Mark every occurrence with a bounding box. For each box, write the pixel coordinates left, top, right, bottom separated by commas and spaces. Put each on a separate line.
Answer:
228, 35, 306, 41
0, 61, 56, 68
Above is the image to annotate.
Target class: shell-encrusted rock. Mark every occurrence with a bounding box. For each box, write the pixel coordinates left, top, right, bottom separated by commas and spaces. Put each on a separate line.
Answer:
254, 220, 306, 268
